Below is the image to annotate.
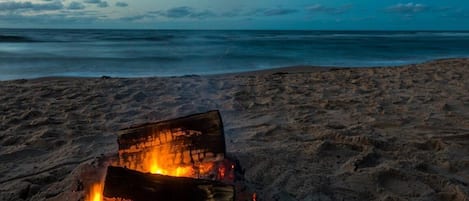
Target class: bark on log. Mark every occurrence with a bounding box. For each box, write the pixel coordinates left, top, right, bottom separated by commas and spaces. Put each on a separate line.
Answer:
103, 166, 235, 201
117, 110, 226, 167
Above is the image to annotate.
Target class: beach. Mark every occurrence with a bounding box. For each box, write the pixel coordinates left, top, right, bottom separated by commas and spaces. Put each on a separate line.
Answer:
0, 58, 468, 201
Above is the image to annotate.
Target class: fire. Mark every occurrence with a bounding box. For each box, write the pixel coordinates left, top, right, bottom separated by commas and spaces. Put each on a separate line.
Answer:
147, 148, 216, 177
149, 163, 192, 176
83, 112, 238, 201
116, 129, 221, 178
86, 183, 103, 201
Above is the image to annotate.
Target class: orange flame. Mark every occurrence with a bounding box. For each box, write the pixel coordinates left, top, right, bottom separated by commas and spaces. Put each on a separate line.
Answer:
116, 130, 220, 178
84, 128, 235, 201
86, 182, 103, 201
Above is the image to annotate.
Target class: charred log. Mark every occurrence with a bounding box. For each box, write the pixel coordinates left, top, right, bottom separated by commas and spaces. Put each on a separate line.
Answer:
103, 166, 235, 201
116, 110, 226, 174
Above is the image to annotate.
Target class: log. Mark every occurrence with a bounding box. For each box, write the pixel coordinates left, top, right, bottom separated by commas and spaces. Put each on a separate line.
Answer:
103, 166, 235, 201
115, 110, 227, 175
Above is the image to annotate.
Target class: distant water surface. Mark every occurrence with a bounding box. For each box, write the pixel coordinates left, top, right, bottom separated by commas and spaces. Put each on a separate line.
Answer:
1, 29, 469, 80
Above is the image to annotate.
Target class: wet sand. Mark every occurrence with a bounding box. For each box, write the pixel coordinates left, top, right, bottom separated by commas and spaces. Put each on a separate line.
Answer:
0, 58, 468, 201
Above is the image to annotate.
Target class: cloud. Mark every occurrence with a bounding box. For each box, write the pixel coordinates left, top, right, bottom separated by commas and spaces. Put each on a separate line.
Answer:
115, 2, 128, 7
263, 8, 298, 16
0, 11, 100, 26
83, 0, 108, 8
188, 10, 216, 19
154, 6, 215, 19
0, 1, 64, 12
120, 15, 147, 21
67, 2, 85, 10
444, 8, 469, 18
306, 4, 352, 14
123, 6, 298, 21
386, 3, 428, 13
220, 8, 243, 17
238, 7, 298, 17
84, 0, 100, 3
98, 1, 108, 8
162, 6, 192, 18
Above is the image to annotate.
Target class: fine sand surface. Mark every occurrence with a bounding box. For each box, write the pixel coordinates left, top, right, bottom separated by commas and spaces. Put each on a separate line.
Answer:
1, 58, 468, 201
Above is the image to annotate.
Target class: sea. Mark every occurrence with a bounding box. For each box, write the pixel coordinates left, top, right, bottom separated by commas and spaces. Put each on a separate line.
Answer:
1, 29, 469, 80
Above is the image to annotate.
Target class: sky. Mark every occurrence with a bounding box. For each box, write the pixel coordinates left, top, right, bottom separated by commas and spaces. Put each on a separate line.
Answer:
0, 0, 469, 30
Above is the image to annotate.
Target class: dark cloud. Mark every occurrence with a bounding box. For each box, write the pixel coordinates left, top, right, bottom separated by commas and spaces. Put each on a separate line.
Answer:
385, 4, 469, 19
235, 8, 298, 17
243, 8, 265, 16
263, 8, 298, 16
386, 3, 428, 13
124, 5, 300, 22
220, 8, 243, 17
0, 1, 114, 27
83, 0, 108, 8
0, 11, 99, 25
189, 10, 216, 18
119, 14, 155, 21
83, 0, 100, 3
306, 4, 352, 14
161, 6, 191, 18
120, 15, 146, 21
98, 1, 108, 8
155, 6, 215, 19
115, 2, 128, 7
67, 2, 85, 10
0, 1, 64, 11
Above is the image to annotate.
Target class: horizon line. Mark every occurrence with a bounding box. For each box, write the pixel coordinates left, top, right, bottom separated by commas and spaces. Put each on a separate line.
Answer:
1, 27, 469, 32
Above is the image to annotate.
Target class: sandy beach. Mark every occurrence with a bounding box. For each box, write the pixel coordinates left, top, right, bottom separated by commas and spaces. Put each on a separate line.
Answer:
0, 58, 468, 201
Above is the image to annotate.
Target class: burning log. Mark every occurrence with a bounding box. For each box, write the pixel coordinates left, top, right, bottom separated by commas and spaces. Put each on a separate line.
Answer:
103, 166, 235, 201
88, 110, 240, 201
115, 110, 228, 179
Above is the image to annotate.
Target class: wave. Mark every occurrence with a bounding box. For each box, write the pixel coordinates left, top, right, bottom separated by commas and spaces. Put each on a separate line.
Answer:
0, 55, 185, 63
214, 31, 469, 41
0, 35, 36, 43
94, 35, 177, 42
2, 29, 469, 80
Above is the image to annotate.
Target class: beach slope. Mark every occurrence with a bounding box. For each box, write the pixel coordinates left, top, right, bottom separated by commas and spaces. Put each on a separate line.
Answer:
0, 59, 468, 201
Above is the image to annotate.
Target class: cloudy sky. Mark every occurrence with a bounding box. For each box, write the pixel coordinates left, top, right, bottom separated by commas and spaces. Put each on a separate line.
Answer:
0, 0, 468, 30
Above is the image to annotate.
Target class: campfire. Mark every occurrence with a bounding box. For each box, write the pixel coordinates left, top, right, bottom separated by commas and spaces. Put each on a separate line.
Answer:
85, 110, 240, 201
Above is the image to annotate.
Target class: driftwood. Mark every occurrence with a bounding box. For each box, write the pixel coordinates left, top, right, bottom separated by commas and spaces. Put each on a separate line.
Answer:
103, 166, 235, 201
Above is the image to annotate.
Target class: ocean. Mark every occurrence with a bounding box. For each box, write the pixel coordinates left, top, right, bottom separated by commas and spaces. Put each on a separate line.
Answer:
1, 29, 469, 80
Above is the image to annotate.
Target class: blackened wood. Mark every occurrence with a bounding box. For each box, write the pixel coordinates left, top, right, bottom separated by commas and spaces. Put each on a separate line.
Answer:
117, 110, 226, 167
103, 166, 235, 201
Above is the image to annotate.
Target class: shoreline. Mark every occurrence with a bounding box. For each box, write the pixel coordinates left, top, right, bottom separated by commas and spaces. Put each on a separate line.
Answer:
1, 57, 468, 82
0, 58, 468, 201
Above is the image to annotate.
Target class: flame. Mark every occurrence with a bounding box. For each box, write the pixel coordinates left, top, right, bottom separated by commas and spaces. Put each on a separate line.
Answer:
84, 127, 235, 201
116, 129, 220, 178
149, 162, 193, 176
86, 183, 103, 201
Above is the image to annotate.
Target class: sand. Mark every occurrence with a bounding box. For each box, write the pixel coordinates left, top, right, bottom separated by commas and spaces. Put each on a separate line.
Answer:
0, 58, 468, 201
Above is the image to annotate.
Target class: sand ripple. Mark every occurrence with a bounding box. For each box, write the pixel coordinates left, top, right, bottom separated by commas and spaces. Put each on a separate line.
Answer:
0, 59, 468, 201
